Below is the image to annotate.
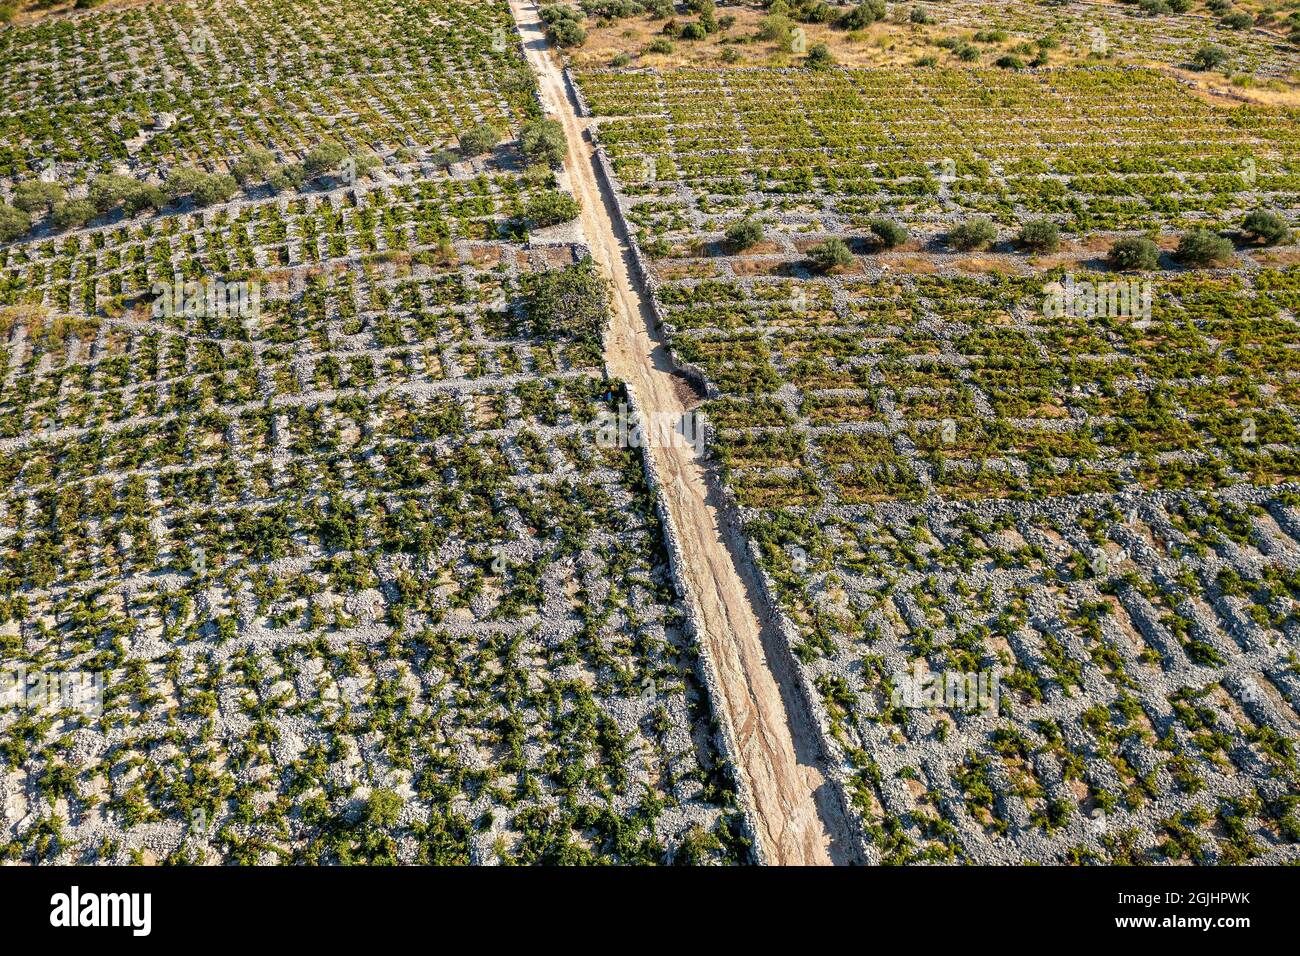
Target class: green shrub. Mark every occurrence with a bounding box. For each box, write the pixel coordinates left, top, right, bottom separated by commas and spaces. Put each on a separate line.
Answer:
52, 199, 97, 230
646, 37, 674, 53
302, 141, 349, 178
995, 55, 1025, 69
869, 218, 908, 249
725, 218, 764, 251
122, 183, 166, 215
1108, 236, 1161, 271
808, 238, 854, 273
0, 204, 31, 243
549, 18, 588, 46
1175, 228, 1233, 266
948, 217, 998, 251
523, 258, 610, 341
231, 147, 277, 186
164, 167, 209, 201
838, 0, 885, 29
1016, 219, 1060, 253
1221, 10, 1253, 28
525, 190, 582, 227
89, 173, 140, 212
1242, 210, 1289, 246
519, 119, 567, 168
805, 43, 835, 69
459, 123, 504, 158
681, 21, 707, 39
13, 180, 65, 214
1192, 44, 1229, 71
193, 173, 238, 207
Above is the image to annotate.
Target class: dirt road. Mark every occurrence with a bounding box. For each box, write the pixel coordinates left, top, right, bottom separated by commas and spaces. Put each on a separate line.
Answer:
508, 0, 855, 865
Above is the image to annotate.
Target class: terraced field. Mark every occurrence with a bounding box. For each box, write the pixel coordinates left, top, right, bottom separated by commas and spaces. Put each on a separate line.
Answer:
0, 0, 752, 865
577, 56, 1300, 863
4, 0, 1300, 869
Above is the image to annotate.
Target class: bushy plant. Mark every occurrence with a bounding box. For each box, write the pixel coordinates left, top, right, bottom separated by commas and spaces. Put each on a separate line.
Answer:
231, 147, 277, 186
869, 218, 908, 249
520, 119, 567, 168
1175, 228, 1233, 266
1192, 44, 1229, 71
1242, 210, 1289, 246
805, 43, 835, 69
52, 199, 97, 230
0, 204, 31, 243
13, 180, 65, 214
948, 217, 998, 251
808, 237, 854, 272
525, 190, 582, 227
1108, 236, 1161, 270
725, 218, 764, 251
459, 123, 504, 158
1016, 219, 1060, 253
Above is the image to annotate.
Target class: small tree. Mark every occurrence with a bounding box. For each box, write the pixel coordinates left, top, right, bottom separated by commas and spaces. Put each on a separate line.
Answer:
0, 204, 31, 243
302, 141, 348, 178
525, 190, 582, 227
1242, 210, 1289, 246
459, 123, 504, 158
1175, 228, 1233, 266
89, 173, 139, 212
1108, 236, 1161, 271
869, 218, 908, 249
725, 218, 764, 251
1016, 219, 1060, 253
13, 180, 65, 214
123, 182, 166, 215
1192, 44, 1229, 71
805, 43, 835, 70
524, 258, 610, 342
52, 199, 97, 229
519, 119, 567, 168
164, 167, 209, 202
808, 238, 854, 273
948, 217, 998, 251
231, 146, 277, 186
838, 0, 886, 29
193, 173, 238, 207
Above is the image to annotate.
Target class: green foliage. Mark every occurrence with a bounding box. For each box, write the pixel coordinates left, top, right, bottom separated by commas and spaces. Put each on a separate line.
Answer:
0, 204, 31, 243
52, 199, 96, 229
302, 141, 349, 178
13, 180, 65, 214
1243, 210, 1289, 246
523, 258, 611, 341
805, 43, 835, 70
89, 173, 140, 212
1192, 44, 1229, 71
519, 119, 567, 168
869, 218, 908, 249
808, 237, 854, 272
948, 216, 998, 251
459, 122, 504, 158
725, 218, 764, 251
231, 146, 277, 186
1108, 235, 1161, 270
838, 0, 886, 29
1015, 219, 1060, 253
1175, 228, 1233, 266
524, 189, 582, 226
